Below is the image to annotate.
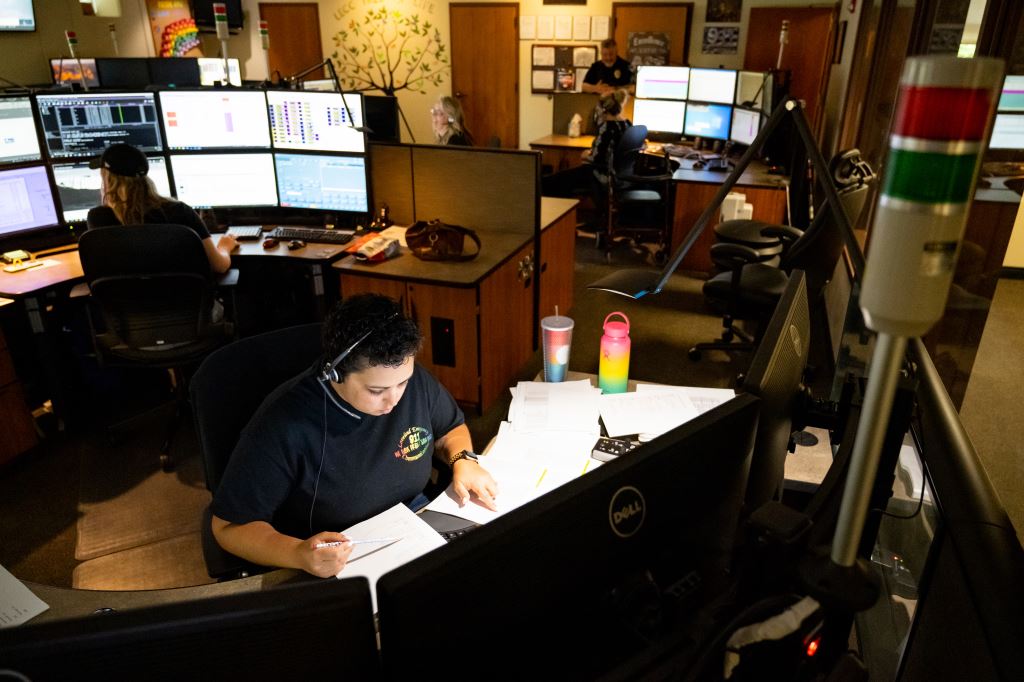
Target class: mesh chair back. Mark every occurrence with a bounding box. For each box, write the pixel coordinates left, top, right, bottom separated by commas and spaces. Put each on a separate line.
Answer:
190, 323, 324, 492
79, 224, 215, 351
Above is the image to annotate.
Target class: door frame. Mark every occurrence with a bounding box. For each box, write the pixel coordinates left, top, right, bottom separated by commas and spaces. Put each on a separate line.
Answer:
449, 3, 520, 148
611, 2, 695, 66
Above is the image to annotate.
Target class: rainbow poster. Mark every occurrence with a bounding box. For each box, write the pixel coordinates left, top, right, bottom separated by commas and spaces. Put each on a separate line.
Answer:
146, 0, 203, 58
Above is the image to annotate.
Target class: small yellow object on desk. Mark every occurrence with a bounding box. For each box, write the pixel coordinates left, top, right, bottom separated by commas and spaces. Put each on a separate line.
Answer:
3, 259, 46, 273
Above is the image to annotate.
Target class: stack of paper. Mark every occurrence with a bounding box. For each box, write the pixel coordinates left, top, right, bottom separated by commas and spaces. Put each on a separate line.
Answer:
507, 379, 601, 435
1, 564, 49, 628
597, 385, 736, 440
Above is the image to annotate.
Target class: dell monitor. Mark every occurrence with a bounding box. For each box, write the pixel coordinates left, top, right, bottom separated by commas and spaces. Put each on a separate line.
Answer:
192, 0, 244, 33
49, 58, 100, 88
689, 68, 738, 105
740, 269, 810, 512
274, 153, 368, 213
159, 90, 271, 150
148, 57, 201, 87
635, 65, 690, 101
377, 393, 760, 679
198, 57, 242, 86
684, 102, 732, 140
632, 99, 687, 138
169, 152, 277, 208
997, 74, 1024, 112
301, 79, 336, 91
0, 0, 35, 30
36, 92, 163, 160
0, 578, 380, 680
736, 70, 773, 114
53, 156, 172, 224
0, 165, 60, 239
266, 90, 366, 153
0, 96, 42, 164
95, 58, 150, 88
989, 113, 1024, 149
364, 94, 400, 143
730, 107, 762, 147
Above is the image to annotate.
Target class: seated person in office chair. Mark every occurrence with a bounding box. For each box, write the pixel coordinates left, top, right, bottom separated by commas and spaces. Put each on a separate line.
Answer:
86, 143, 238, 274
541, 89, 632, 202
210, 294, 499, 579
431, 95, 474, 146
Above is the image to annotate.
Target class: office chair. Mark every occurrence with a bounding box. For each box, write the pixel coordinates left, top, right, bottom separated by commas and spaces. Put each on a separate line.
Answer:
600, 124, 676, 264
189, 322, 323, 580
688, 167, 874, 360
77, 223, 237, 471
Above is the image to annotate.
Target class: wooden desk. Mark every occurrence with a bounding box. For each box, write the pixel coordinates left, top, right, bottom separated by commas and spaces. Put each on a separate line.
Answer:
530, 134, 595, 173
334, 197, 578, 412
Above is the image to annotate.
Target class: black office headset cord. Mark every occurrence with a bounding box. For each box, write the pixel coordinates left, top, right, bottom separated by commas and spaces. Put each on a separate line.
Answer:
309, 388, 329, 537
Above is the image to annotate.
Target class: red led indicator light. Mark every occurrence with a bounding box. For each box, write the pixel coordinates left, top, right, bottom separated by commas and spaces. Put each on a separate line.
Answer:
806, 637, 821, 657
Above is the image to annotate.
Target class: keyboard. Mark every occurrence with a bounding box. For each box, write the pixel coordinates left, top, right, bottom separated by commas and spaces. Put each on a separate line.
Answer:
226, 225, 264, 240
441, 527, 476, 542
268, 226, 355, 244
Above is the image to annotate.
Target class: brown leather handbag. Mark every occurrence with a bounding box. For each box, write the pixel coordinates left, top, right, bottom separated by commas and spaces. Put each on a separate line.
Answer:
405, 219, 481, 262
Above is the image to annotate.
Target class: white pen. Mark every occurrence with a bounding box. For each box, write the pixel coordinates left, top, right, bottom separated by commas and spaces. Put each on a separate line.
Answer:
314, 537, 401, 549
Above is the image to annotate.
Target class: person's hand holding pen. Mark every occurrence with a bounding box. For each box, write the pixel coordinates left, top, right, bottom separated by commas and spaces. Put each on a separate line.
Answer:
453, 459, 499, 511
296, 531, 354, 578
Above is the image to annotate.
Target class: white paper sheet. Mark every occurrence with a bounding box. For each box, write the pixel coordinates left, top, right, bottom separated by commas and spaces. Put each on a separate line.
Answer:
507, 380, 601, 435
572, 16, 591, 41
0, 564, 48, 628
573, 46, 596, 67
537, 16, 555, 40
520, 16, 537, 40
532, 45, 555, 67
336, 503, 446, 611
591, 16, 611, 41
532, 70, 555, 91
555, 16, 573, 40
599, 391, 700, 439
634, 383, 736, 414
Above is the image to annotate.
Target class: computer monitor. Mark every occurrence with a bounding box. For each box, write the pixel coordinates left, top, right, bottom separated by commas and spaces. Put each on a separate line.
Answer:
740, 269, 810, 512
266, 91, 366, 153
36, 92, 163, 160
635, 66, 690, 101
170, 152, 277, 208
730, 107, 762, 147
301, 79, 336, 91
159, 90, 271, 150
95, 58, 150, 88
198, 57, 242, 86
0, 0, 35, 30
274, 153, 369, 213
688, 68, 738, 105
997, 74, 1024, 112
377, 393, 760, 679
0, 96, 41, 164
53, 156, 172, 224
684, 102, 732, 140
192, 0, 244, 32
632, 99, 687, 136
0, 165, 60, 238
736, 70, 772, 114
364, 94, 400, 142
49, 58, 100, 88
0, 578, 380, 680
989, 113, 1024, 149
148, 57, 201, 87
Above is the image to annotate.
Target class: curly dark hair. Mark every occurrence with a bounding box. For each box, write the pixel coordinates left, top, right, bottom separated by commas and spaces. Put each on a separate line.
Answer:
321, 294, 422, 381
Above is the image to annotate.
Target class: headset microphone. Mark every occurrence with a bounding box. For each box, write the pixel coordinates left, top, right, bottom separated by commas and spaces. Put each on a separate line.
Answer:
318, 311, 400, 384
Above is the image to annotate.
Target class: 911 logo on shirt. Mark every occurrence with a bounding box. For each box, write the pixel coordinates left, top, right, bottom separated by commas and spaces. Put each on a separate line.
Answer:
394, 426, 433, 462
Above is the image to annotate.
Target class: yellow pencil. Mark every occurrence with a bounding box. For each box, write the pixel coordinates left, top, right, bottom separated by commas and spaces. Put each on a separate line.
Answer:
581, 459, 590, 476
535, 468, 548, 488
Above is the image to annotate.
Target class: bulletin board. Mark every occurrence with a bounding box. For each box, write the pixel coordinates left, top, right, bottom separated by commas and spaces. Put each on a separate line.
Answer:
531, 44, 598, 94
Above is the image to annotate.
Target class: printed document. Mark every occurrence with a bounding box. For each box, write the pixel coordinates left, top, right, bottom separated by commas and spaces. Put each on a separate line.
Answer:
0, 564, 48, 628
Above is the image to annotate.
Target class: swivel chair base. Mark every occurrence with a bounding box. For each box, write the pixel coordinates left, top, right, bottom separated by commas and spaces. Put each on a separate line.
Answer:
688, 317, 755, 360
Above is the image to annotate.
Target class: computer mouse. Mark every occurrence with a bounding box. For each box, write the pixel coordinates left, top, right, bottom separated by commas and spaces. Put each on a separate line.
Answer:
288, 239, 306, 250
262, 237, 279, 249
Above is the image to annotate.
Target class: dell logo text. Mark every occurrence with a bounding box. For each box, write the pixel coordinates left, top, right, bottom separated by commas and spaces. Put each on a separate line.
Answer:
608, 486, 645, 538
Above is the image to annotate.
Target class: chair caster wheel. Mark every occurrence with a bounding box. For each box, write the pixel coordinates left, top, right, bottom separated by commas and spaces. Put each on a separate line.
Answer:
653, 249, 668, 266
160, 453, 174, 472
722, 330, 734, 342
688, 348, 701, 361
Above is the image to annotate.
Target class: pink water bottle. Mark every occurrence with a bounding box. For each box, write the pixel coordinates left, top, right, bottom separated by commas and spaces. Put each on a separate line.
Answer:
598, 312, 630, 394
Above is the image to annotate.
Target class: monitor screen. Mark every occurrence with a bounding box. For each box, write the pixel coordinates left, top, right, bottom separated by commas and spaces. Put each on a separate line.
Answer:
998, 75, 1024, 112
377, 394, 760, 679
688, 68, 738, 105
159, 90, 271, 150
170, 153, 277, 208
95, 58, 150, 88
36, 92, 163, 160
274, 153, 368, 213
632, 99, 686, 135
148, 57, 201, 87
198, 57, 242, 86
989, 113, 1024, 149
730, 107, 762, 146
736, 70, 771, 112
0, 165, 60, 238
266, 91, 366, 153
684, 103, 732, 140
49, 58, 99, 88
53, 157, 171, 223
301, 79, 336, 92
1, 0, 35, 31
364, 95, 400, 143
0, 96, 41, 164
192, 0, 244, 31
635, 66, 689, 101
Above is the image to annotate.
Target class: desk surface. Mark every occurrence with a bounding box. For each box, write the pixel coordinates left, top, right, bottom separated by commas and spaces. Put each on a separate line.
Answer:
530, 134, 595, 149
671, 158, 789, 190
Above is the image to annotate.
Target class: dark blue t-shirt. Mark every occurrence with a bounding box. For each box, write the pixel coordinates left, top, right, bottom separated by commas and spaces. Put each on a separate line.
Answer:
212, 363, 464, 539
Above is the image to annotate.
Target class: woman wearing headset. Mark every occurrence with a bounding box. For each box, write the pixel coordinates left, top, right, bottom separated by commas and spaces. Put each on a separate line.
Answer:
430, 95, 474, 146
211, 294, 498, 578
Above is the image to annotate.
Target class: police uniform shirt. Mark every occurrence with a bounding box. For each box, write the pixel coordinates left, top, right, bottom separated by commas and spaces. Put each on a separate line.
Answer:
212, 363, 465, 540
583, 56, 634, 88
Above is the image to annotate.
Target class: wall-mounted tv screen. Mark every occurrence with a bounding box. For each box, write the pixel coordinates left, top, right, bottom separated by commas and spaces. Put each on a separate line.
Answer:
50, 58, 100, 88
0, 0, 35, 31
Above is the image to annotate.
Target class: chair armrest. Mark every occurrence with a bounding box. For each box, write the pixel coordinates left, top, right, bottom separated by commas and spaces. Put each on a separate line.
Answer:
760, 225, 804, 243
216, 268, 240, 288
69, 282, 91, 299
709, 242, 763, 271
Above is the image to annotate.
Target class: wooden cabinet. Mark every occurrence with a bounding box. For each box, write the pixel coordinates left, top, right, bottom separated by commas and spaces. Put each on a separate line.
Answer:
0, 324, 38, 466
539, 207, 577, 319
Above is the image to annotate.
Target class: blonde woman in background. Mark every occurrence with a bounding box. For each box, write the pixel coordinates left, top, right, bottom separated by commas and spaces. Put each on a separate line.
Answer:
430, 96, 474, 146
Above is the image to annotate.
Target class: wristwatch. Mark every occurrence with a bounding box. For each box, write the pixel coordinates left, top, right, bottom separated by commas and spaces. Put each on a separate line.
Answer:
448, 449, 479, 468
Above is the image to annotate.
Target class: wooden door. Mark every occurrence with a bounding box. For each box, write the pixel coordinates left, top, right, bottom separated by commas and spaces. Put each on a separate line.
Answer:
450, 4, 519, 148
744, 6, 837, 134
613, 3, 694, 66
259, 3, 323, 82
